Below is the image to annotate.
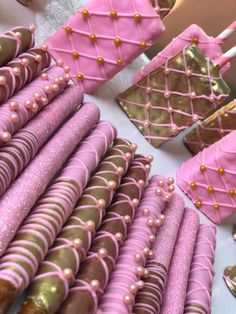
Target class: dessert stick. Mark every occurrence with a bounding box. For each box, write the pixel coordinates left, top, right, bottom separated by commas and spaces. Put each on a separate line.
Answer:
133, 193, 185, 314
98, 175, 175, 314
59, 155, 149, 314
133, 21, 236, 83
0, 26, 35, 67
0, 120, 116, 313
0, 103, 100, 256
185, 224, 217, 314
117, 44, 230, 148
0, 85, 83, 196
151, 0, 176, 19
45, 0, 164, 94
19, 138, 135, 314
159, 208, 200, 314
184, 100, 236, 155
0, 65, 69, 144
0, 48, 51, 104
177, 130, 236, 223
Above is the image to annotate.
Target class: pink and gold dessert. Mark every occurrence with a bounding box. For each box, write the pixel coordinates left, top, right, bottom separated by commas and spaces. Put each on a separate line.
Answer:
59, 155, 149, 314
0, 121, 116, 313
98, 175, 174, 314
45, 0, 164, 94
185, 224, 217, 314
0, 103, 100, 256
133, 193, 185, 314
177, 130, 236, 223
19, 139, 134, 314
159, 208, 199, 314
184, 100, 236, 155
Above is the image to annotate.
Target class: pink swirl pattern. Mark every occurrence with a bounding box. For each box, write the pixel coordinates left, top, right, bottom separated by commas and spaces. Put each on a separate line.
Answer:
0, 65, 69, 145
0, 103, 100, 256
177, 130, 236, 224
45, 0, 164, 94
185, 224, 217, 314
133, 193, 185, 314
0, 85, 83, 197
0, 120, 116, 312
160, 208, 199, 314
98, 175, 173, 314
59, 155, 149, 314
0, 48, 51, 104
0, 26, 35, 66
19, 139, 134, 314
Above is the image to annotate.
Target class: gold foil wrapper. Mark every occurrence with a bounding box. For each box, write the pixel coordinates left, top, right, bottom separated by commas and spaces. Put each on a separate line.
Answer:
224, 265, 236, 297
117, 44, 230, 148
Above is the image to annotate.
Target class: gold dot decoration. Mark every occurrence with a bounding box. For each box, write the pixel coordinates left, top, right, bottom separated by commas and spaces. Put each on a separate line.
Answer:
213, 204, 220, 210
192, 36, 199, 45
134, 13, 142, 22
81, 9, 90, 18
110, 10, 118, 19
140, 41, 147, 49
200, 165, 206, 172
65, 26, 73, 35
195, 200, 202, 208
117, 58, 123, 65
229, 189, 236, 197
97, 57, 105, 65
72, 51, 79, 59
77, 73, 84, 81
218, 167, 225, 175
90, 34, 97, 43
208, 186, 214, 193
114, 37, 122, 47
190, 182, 197, 190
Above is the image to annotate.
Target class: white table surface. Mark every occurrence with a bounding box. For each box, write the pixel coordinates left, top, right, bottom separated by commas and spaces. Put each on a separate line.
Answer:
0, 1, 235, 313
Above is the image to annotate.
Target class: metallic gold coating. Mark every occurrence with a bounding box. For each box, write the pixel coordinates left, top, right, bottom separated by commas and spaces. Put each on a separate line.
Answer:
224, 266, 236, 297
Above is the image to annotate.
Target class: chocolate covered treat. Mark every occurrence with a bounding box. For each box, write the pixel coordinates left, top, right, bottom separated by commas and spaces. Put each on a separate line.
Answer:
133, 193, 185, 314
0, 121, 116, 313
19, 138, 135, 314
59, 155, 150, 314
0, 103, 100, 256
117, 44, 230, 148
184, 100, 236, 155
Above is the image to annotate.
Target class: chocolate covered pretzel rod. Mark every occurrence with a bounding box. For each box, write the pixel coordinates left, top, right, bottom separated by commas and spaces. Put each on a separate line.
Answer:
0, 85, 83, 197
19, 138, 135, 314
133, 193, 185, 314
159, 208, 200, 314
0, 103, 100, 256
59, 154, 150, 314
98, 175, 174, 314
0, 120, 116, 313
184, 224, 217, 314
0, 26, 35, 67
0, 65, 69, 144
0, 48, 51, 104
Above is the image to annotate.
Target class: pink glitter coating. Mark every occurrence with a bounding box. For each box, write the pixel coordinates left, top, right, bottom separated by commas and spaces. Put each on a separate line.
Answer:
0, 103, 100, 256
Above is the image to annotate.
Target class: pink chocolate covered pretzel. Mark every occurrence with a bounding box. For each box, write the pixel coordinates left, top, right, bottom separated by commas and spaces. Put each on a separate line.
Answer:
0, 103, 100, 256
0, 120, 116, 313
185, 224, 217, 314
0, 85, 83, 197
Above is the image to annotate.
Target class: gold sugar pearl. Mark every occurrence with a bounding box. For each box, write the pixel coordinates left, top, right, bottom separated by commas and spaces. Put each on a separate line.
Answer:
65, 26, 73, 35
140, 41, 147, 49
213, 204, 220, 210
72, 51, 79, 59
97, 57, 105, 65
192, 36, 199, 44
82, 9, 90, 18
208, 186, 214, 193
190, 182, 197, 190
114, 37, 122, 47
134, 13, 142, 22
110, 10, 118, 19
229, 189, 236, 197
77, 73, 84, 81
117, 58, 123, 65
200, 165, 206, 172
90, 34, 97, 43
218, 167, 225, 175
195, 200, 202, 208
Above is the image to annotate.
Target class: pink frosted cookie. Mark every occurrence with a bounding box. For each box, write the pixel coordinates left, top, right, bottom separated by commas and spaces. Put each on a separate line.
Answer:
151, 0, 176, 18
98, 175, 175, 314
184, 100, 236, 155
45, 0, 164, 94
133, 193, 185, 314
159, 208, 199, 314
0, 65, 69, 145
0, 85, 83, 196
0, 121, 116, 313
0, 103, 100, 256
177, 130, 236, 224
185, 224, 217, 314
